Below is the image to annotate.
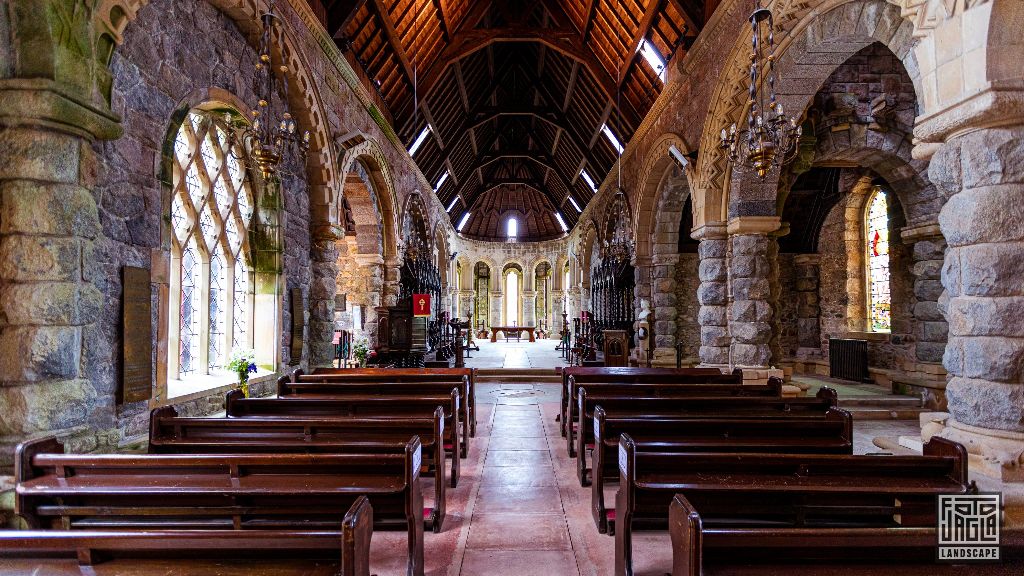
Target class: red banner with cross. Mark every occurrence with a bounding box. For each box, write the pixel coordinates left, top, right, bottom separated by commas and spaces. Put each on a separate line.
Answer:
413, 294, 431, 317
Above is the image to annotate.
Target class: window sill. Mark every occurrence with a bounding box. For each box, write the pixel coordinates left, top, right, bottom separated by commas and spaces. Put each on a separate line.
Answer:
160, 369, 277, 406
842, 331, 891, 343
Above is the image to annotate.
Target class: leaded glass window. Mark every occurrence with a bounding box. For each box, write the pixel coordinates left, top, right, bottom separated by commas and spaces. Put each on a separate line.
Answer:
170, 109, 256, 379
866, 188, 891, 332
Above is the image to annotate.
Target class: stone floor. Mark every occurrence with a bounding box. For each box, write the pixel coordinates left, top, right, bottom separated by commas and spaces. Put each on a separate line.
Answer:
463, 337, 569, 369
363, 383, 1002, 575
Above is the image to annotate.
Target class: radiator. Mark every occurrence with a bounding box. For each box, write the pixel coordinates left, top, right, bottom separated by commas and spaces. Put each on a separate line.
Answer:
829, 338, 870, 382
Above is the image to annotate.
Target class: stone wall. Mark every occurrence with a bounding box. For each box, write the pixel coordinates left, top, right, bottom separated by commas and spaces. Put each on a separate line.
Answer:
451, 236, 568, 331
87, 0, 307, 448
777, 253, 799, 358
673, 254, 700, 360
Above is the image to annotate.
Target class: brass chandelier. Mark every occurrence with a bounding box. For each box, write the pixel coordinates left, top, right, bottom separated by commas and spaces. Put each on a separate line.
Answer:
227, 0, 310, 179
720, 0, 801, 179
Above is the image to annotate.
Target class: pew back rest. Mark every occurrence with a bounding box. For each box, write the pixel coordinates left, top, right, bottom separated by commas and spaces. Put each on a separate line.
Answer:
579, 387, 837, 424
15, 435, 421, 530
595, 406, 853, 448
284, 375, 470, 396
150, 405, 444, 453
618, 434, 970, 527
225, 388, 460, 419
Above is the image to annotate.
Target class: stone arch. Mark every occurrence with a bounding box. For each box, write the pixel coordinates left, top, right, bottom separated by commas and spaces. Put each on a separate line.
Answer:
400, 192, 431, 255
634, 133, 695, 263
117, 1, 339, 227
694, 0, 921, 222
339, 136, 399, 264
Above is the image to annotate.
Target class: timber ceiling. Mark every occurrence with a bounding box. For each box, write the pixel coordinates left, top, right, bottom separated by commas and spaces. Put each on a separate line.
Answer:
313, 0, 715, 240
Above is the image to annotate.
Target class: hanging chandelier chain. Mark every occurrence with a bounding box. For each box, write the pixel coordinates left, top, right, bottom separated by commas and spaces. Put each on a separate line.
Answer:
225, 0, 310, 180
722, 0, 801, 179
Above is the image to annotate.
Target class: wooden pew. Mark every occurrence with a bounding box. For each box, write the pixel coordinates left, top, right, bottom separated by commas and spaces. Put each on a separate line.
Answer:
226, 387, 465, 460
14, 436, 424, 576
669, 493, 1024, 575
577, 381, 831, 461
307, 367, 478, 437
559, 367, 730, 435
149, 405, 451, 530
0, 496, 372, 575
590, 404, 852, 533
563, 370, 747, 439
614, 434, 972, 576
284, 370, 473, 453
567, 378, 786, 458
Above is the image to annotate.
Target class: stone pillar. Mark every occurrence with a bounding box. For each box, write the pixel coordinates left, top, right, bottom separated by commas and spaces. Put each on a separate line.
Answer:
308, 235, 340, 367
0, 3, 129, 473
930, 123, 1024, 482
383, 256, 401, 307
650, 253, 681, 360
458, 290, 474, 322
727, 217, 781, 368
522, 290, 536, 326
902, 225, 948, 364
766, 224, 788, 365
694, 223, 729, 366
793, 254, 822, 353
490, 291, 503, 328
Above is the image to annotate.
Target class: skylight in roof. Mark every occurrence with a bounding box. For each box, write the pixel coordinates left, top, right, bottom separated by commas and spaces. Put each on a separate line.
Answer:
601, 124, 624, 154
580, 170, 598, 193
568, 197, 583, 213
446, 196, 459, 212
457, 212, 471, 232
555, 212, 568, 232
435, 170, 449, 191
408, 126, 430, 156
638, 39, 667, 83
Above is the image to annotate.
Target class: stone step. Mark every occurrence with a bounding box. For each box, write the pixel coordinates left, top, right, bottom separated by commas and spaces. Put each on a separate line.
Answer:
475, 368, 562, 384
843, 406, 927, 420
837, 395, 922, 407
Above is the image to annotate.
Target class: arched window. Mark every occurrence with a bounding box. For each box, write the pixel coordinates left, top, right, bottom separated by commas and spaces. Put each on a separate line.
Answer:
169, 109, 256, 385
507, 217, 518, 239
866, 187, 891, 332
505, 270, 519, 325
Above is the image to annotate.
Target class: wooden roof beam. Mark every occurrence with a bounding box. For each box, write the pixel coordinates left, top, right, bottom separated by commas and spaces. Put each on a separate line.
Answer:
324, 0, 368, 36
618, 0, 665, 88
668, 0, 704, 33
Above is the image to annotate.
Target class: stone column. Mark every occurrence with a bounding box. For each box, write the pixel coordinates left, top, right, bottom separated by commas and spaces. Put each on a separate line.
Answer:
522, 290, 536, 326
0, 1, 129, 473
931, 123, 1024, 482
694, 223, 729, 366
727, 217, 781, 368
458, 290, 474, 322
793, 254, 822, 353
650, 253, 681, 360
490, 291, 503, 328
902, 225, 948, 364
767, 224, 788, 365
308, 235, 340, 367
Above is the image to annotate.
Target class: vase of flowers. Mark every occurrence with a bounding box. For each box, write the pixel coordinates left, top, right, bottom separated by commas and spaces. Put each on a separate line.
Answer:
352, 340, 372, 367
227, 349, 258, 397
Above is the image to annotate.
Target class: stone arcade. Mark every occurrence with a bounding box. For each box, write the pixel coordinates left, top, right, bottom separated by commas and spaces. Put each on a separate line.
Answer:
0, 0, 1023, 574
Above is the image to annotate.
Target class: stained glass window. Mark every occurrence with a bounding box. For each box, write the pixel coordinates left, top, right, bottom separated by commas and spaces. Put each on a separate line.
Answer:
180, 237, 200, 376
169, 109, 257, 380
866, 188, 891, 332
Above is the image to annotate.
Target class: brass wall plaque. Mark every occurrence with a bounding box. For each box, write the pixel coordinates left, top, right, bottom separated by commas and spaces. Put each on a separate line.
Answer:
122, 266, 153, 404
289, 287, 304, 365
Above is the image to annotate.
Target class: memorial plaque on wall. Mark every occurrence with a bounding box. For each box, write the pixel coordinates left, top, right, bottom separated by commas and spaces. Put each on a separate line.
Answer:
122, 266, 153, 403
289, 287, 304, 365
